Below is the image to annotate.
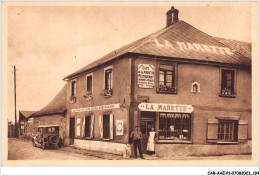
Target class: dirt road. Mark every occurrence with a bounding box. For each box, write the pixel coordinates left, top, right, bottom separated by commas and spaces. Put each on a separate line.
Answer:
8, 138, 251, 160
8, 138, 100, 160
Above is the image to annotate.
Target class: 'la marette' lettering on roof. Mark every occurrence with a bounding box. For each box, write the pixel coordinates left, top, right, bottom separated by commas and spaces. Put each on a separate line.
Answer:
153, 39, 234, 55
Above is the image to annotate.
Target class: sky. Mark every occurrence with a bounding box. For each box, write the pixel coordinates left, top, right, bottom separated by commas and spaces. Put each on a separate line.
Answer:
7, 4, 252, 122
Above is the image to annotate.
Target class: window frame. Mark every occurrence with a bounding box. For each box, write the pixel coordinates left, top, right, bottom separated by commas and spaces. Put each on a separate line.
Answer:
103, 65, 113, 97
217, 119, 238, 142
156, 61, 177, 94
158, 113, 191, 142
84, 115, 91, 138
219, 67, 237, 98
70, 79, 76, 97
84, 73, 93, 100
102, 114, 110, 140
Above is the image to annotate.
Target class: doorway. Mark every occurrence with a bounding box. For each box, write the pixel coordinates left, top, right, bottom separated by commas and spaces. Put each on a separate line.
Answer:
140, 111, 156, 153
69, 118, 75, 145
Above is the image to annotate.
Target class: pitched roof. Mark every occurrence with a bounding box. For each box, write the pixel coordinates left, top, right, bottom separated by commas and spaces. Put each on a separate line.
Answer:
214, 37, 251, 59
19, 111, 36, 119
31, 84, 67, 117
64, 20, 251, 80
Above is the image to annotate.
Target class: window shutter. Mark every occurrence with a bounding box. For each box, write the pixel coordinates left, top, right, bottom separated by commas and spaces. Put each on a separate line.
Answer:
82, 117, 85, 137
111, 70, 113, 89
109, 114, 114, 139
207, 119, 218, 141
238, 120, 248, 140
90, 115, 95, 139
99, 115, 103, 139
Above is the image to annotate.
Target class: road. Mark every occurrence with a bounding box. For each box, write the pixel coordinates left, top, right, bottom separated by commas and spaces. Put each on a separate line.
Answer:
8, 138, 251, 160
8, 138, 100, 160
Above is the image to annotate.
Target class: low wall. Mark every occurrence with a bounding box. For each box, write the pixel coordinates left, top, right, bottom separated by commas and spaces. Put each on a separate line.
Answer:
155, 141, 252, 157
74, 139, 131, 158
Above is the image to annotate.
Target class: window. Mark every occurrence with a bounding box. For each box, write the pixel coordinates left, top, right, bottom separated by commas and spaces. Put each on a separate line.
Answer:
105, 69, 112, 90
85, 116, 91, 138
84, 73, 93, 99
99, 114, 114, 139
71, 81, 76, 97
207, 118, 248, 143
103, 66, 113, 97
47, 127, 59, 132
220, 69, 236, 96
87, 76, 92, 92
103, 115, 110, 139
38, 128, 43, 133
158, 63, 176, 94
158, 113, 191, 141
218, 120, 238, 142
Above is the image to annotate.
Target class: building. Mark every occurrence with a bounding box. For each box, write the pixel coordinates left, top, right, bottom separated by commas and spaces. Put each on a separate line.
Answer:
60, 7, 252, 157
25, 85, 67, 141
18, 111, 36, 136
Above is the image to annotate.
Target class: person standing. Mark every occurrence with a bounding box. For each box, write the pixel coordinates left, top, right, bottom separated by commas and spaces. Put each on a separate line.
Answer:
147, 128, 156, 155
130, 126, 143, 159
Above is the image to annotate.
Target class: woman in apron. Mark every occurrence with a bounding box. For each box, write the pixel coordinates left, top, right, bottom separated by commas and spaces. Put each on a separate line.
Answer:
147, 128, 156, 155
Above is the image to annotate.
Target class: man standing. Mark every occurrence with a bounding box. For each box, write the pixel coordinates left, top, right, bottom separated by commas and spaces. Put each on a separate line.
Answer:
130, 126, 143, 159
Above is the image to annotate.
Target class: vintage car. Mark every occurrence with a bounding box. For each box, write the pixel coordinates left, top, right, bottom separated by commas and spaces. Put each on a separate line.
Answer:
32, 125, 62, 149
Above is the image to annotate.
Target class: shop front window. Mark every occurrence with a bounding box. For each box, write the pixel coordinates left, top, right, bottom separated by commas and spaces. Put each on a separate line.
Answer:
158, 113, 191, 141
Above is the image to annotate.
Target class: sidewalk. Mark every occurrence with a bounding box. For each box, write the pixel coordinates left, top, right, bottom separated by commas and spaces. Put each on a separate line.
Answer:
60, 146, 160, 160
61, 145, 251, 160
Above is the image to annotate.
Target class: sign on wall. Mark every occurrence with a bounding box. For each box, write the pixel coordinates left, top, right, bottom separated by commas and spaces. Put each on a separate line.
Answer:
138, 102, 194, 113
137, 64, 155, 88
116, 120, 123, 136
71, 103, 121, 113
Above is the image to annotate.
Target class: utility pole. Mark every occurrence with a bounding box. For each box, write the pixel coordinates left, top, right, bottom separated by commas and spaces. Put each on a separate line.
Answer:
14, 65, 17, 137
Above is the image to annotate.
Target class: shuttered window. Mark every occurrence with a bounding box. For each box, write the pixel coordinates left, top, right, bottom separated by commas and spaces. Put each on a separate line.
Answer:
218, 120, 238, 142
207, 118, 248, 143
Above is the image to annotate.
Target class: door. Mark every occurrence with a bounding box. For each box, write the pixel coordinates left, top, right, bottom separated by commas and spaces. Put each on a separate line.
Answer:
70, 118, 75, 145
140, 120, 154, 153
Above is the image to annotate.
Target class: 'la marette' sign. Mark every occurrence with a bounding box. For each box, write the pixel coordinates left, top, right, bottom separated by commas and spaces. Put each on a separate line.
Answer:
138, 103, 194, 113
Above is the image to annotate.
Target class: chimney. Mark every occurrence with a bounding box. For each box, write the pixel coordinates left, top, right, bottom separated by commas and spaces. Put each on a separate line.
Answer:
166, 6, 179, 27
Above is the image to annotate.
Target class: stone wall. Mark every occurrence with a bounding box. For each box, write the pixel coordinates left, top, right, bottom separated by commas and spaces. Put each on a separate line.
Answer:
25, 115, 66, 141
155, 140, 252, 157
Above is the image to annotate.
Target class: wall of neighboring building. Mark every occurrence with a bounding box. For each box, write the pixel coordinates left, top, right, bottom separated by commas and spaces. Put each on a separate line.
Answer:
26, 115, 66, 140
132, 56, 251, 144
65, 57, 132, 146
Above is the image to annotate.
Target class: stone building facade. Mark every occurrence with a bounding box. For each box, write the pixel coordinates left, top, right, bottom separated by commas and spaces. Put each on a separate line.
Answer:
62, 7, 252, 157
